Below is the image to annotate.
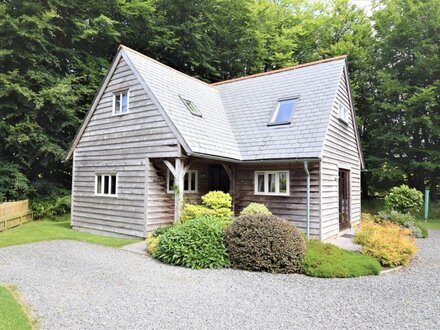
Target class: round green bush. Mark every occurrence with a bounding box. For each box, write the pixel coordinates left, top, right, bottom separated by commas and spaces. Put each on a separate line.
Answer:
385, 185, 423, 214
153, 216, 231, 269
239, 202, 272, 217
224, 214, 305, 273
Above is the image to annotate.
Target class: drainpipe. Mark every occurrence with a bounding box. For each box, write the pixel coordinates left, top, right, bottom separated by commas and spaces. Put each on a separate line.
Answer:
304, 160, 310, 239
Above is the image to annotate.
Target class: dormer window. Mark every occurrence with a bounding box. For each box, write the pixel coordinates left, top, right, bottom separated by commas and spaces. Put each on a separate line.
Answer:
338, 103, 349, 124
269, 98, 298, 126
180, 96, 202, 117
113, 91, 129, 115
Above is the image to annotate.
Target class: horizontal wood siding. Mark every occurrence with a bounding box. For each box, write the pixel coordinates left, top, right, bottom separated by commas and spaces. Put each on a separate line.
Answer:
235, 162, 321, 237
72, 57, 179, 238
321, 68, 361, 240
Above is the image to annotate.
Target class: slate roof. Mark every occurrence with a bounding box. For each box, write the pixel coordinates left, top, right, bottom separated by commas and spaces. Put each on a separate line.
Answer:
68, 45, 349, 161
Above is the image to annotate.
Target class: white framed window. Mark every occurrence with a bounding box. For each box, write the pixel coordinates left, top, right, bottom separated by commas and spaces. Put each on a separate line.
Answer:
167, 170, 198, 193
179, 96, 202, 117
95, 174, 118, 196
113, 90, 129, 115
269, 98, 299, 126
338, 103, 349, 124
254, 171, 289, 196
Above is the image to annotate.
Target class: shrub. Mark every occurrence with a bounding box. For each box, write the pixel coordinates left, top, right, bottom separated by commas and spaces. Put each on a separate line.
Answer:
302, 240, 381, 278
146, 225, 173, 255
224, 214, 305, 273
181, 191, 233, 223
385, 185, 423, 214
377, 210, 424, 238
239, 202, 272, 217
30, 195, 71, 219
154, 216, 231, 269
354, 219, 417, 267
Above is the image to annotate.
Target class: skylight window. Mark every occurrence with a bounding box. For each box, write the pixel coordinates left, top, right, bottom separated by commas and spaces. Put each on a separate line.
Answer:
180, 96, 202, 117
269, 98, 298, 126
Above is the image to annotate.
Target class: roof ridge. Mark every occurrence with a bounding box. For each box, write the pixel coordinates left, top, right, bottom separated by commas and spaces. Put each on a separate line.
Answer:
210, 55, 347, 86
118, 44, 213, 87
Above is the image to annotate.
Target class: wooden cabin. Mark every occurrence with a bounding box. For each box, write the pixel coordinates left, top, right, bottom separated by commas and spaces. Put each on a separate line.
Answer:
66, 45, 364, 240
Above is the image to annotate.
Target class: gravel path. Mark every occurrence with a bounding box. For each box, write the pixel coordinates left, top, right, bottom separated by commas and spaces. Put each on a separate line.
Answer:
1, 232, 440, 330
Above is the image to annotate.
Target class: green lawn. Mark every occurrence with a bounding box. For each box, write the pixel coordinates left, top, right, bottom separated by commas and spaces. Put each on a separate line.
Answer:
0, 215, 141, 248
0, 286, 35, 330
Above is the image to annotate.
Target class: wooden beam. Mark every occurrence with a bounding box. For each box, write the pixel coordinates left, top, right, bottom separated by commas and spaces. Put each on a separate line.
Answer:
144, 157, 149, 237
163, 160, 176, 177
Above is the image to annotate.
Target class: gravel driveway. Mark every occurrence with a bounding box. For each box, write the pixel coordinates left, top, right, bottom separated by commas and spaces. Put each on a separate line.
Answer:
1, 232, 440, 330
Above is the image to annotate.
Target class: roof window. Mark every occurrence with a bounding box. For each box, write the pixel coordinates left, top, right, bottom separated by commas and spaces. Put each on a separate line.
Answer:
269, 98, 298, 126
180, 96, 202, 117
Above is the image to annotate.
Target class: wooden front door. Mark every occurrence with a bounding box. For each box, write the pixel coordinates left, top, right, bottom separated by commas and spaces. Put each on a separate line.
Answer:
208, 165, 230, 193
339, 169, 350, 230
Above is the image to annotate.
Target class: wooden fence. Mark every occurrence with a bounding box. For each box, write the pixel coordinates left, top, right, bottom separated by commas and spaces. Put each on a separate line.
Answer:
0, 200, 33, 232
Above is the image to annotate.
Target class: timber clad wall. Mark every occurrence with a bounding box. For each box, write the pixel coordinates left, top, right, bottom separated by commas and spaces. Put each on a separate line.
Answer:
235, 162, 321, 237
72, 57, 179, 238
321, 68, 361, 240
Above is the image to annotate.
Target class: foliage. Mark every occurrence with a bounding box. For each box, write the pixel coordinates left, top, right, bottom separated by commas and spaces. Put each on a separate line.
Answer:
385, 185, 423, 214
0, 286, 33, 330
30, 195, 71, 219
224, 214, 305, 274
146, 225, 172, 255
239, 202, 272, 217
0, 214, 140, 248
377, 210, 424, 238
154, 216, 231, 269
302, 239, 381, 278
181, 191, 233, 223
354, 219, 417, 267
0, 162, 29, 201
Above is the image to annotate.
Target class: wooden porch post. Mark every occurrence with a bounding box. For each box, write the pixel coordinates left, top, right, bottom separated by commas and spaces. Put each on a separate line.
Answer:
164, 158, 191, 224
222, 164, 236, 213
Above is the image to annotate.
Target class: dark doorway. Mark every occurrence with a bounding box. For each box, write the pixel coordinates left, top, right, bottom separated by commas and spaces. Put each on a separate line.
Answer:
339, 169, 351, 230
208, 165, 230, 193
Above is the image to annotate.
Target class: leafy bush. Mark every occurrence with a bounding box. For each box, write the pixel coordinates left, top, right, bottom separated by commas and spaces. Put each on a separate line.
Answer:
30, 195, 71, 219
302, 239, 381, 277
224, 214, 305, 274
154, 216, 231, 269
354, 219, 417, 267
239, 202, 271, 217
181, 191, 233, 223
0, 161, 29, 201
146, 225, 173, 255
377, 210, 424, 238
385, 185, 423, 214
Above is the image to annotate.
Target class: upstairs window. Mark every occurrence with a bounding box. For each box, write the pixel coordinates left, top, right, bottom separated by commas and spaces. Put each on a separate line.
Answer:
269, 98, 298, 126
96, 174, 117, 196
180, 96, 202, 117
167, 170, 198, 193
113, 91, 129, 115
255, 171, 289, 196
338, 103, 349, 124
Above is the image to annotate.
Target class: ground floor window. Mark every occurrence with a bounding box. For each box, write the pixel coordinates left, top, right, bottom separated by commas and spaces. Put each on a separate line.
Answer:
167, 170, 198, 193
254, 171, 289, 196
95, 174, 117, 196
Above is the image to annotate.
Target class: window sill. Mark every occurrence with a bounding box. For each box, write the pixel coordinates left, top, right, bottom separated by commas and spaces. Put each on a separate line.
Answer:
167, 191, 198, 194
254, 192, 290, 197
112, 112, 129, 117
94, 194, 118, 198
267, 121, 291, 127
338, 117, 349, 125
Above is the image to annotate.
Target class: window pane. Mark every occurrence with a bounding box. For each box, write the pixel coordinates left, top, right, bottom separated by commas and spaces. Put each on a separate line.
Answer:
273, 99, 297, 123
111, 175, 116, 195
97, 175, 102, 194
168, 173, 174, 191
190, 172, 196, 191
121, 93, 128, 113
257, 174, 265, 192
279, 172, 287, 193
104, 175, 109, 194
184, 173, 189, 191
115, 95, 121, 114
268, 173, 276, 193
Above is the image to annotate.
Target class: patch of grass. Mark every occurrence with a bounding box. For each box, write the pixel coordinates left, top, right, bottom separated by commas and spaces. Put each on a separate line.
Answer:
0, 214, 141, 248
0, 285, 35, 330
416, 219, 440, 231
302, 240, 381, 278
